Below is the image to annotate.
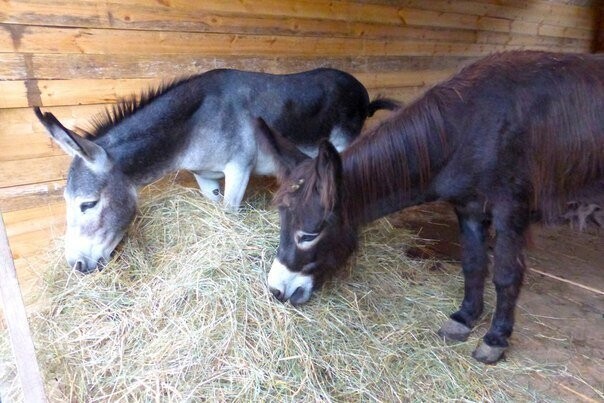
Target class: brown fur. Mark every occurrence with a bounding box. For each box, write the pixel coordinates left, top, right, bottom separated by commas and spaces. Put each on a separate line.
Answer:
339, 51, 604, 224
262, 51, 604, 362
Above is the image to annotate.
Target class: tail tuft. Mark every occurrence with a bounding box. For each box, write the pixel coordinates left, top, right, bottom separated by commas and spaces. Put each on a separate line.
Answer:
367, 98, 401, 116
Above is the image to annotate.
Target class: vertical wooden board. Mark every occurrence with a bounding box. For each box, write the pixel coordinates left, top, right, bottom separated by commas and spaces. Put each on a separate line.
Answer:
0, 214, 47, 402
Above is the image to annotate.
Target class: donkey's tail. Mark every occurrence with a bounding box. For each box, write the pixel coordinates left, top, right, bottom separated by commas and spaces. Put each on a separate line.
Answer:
367, 98, 401, 117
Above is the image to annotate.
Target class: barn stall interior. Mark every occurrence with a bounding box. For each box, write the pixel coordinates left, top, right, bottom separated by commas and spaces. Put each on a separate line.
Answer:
1, 0, 603, 401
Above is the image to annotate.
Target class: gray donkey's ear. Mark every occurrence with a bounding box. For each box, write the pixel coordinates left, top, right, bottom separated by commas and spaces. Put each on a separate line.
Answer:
34, 107, 111, 172
253, 117, 309, 181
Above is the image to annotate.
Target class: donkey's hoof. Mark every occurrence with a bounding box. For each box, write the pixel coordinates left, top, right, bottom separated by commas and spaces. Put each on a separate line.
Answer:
472, 342, 507, 364
437, 319, 472, 342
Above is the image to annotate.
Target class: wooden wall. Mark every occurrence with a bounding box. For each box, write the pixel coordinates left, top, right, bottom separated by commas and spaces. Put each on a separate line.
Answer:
0, 0, 601, 297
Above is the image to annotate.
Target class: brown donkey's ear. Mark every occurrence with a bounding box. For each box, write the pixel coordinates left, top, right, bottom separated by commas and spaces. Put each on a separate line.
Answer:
314, 140, 343, 211
253, 117, 309, 181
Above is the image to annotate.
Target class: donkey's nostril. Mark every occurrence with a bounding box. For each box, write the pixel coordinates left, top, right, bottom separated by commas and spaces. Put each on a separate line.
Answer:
289, 286, 307, 306
74, 261, 84, 272
270, 287, 285, 302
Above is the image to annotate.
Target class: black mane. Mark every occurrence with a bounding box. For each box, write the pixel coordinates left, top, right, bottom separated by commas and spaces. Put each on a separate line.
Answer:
83, 75, 197, 138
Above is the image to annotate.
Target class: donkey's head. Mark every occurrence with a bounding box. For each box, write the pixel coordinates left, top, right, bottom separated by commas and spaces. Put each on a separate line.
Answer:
255, 118, 357, 305
35, 108, 137, 273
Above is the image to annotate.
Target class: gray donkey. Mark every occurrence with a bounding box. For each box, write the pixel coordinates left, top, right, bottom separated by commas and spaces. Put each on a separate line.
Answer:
35, 68, 398, 273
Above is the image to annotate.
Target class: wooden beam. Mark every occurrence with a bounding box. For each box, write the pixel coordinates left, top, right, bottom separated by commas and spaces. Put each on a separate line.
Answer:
0, 24, 566, 57
0, 213, 47, 402
0, 53, 467, 80
0, 70, 453, 108
400, 0, 596, 29
0, 155, 71, 188
398, 8, 593, 39
0, 181, 65, 213
1, 0, 595, 33
0, 78, 161, 109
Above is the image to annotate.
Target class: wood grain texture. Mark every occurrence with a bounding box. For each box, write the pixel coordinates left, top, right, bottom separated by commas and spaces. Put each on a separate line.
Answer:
0, 214, 48, 402
1, 0, 595, 32
2, 23, 577, 57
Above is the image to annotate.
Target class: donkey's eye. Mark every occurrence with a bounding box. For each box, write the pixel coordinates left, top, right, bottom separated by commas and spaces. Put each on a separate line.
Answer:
80, 200, 98, 213
299, 233, 318, 243
295, 230, 321, 248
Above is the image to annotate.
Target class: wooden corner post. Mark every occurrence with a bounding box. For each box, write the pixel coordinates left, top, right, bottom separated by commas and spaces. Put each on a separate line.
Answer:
0, 213, 47, 402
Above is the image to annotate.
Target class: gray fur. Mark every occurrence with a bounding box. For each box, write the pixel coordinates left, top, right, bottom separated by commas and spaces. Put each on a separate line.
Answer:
35, 68, 399, 272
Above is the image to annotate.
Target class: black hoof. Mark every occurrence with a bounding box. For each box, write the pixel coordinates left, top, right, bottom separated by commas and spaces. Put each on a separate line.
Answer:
437, 319, 472, 342
472, 342, 507, 364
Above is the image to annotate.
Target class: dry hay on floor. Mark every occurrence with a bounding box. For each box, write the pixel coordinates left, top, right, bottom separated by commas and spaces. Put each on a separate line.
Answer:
0, 185, 555, 401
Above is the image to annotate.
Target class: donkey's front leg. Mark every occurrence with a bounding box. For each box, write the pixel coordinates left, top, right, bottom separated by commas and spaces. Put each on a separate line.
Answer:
223, 161, 252, 212
472, 201, 529, 364
439, 204, 489, 342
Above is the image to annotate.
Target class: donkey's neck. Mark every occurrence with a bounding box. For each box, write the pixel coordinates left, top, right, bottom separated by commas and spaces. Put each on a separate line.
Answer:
340, 95, 452, 226
94, 79, 205, 186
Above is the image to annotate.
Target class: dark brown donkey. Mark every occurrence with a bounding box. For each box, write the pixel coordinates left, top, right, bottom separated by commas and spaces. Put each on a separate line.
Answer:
255, 51, 604, 364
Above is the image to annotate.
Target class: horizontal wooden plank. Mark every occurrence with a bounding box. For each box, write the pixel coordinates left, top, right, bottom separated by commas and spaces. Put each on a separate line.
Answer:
2, 203, 65, 295
0, 78, 161, 108
2, 203, 65, 240
0, 23, 573, 57
0, 69, 452, 108
0, 104, 110, 161
0, 132, 65, 161
0, 27, 590, 80
0, 181, 65, 213
0, 1, 484, 44
7, 227, 61, 260
0, 0, 402, 29
1, 0, 595, 35
398, 8, 593, 39
0, 155, 72, 188
401, 0, 596, 29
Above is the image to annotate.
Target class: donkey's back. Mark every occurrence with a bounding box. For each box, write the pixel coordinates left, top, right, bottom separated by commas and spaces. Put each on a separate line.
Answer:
179, 68, 398, 209
194, 68, 377, 147
433, 51, 604, 220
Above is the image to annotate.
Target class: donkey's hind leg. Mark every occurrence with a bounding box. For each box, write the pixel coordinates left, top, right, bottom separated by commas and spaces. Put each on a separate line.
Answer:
438, 202, 489, 342
194, 174, 222, 203
223, 161, 252, 212
472, 197, 530, 364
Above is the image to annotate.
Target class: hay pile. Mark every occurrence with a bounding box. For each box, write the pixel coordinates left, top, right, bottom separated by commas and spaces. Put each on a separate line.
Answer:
1, 184, 550, 401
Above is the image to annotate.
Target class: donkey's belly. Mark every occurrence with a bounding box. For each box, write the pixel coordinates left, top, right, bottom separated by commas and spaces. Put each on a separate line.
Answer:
253, 150, 277, 176
196, 170, 225, 179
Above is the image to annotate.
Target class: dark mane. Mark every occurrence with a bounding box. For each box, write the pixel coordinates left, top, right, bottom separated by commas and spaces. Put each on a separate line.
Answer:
341, 85, 451, 223
340, 51, 604, 223
83, 75, 197, 138
275, 76, 453, 220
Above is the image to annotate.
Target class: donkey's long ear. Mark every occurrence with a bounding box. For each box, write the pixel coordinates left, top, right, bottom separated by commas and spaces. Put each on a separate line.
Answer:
314, 140, 343, 211
34, 107, 110, 172
253, 117, 309, 181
